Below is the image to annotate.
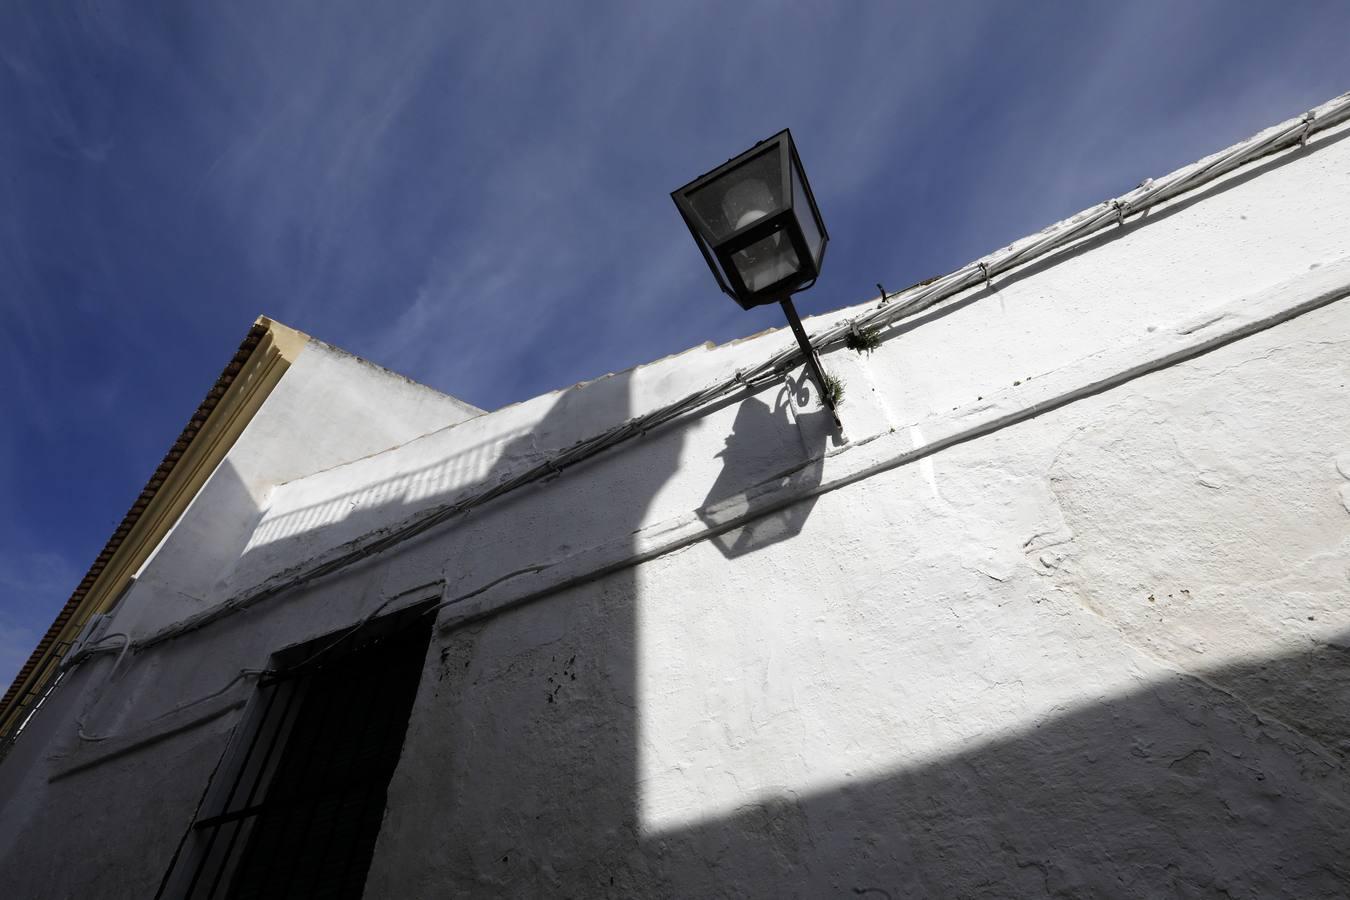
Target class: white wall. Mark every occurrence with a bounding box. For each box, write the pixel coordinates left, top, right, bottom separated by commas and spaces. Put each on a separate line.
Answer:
360, 286, 1350, 897
1, 120, 1348, 898
112, 339, 482, 637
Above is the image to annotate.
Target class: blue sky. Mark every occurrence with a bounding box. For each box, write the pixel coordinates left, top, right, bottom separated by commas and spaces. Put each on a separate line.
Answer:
1, 1, 1347, 689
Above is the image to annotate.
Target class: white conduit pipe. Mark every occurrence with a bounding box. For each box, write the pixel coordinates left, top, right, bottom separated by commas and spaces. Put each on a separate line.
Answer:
126, 92, 1350, 653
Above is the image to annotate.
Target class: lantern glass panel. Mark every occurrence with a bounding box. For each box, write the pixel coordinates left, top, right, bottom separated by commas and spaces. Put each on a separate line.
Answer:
730, 230, 801, 293
686, 147, 785, 242
791, 159, 824, 268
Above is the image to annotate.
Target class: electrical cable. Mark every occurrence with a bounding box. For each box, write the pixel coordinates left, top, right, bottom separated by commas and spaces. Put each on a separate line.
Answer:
81, 92, 1350, 661
68, 632, 131, 676
76, 668, 265, 743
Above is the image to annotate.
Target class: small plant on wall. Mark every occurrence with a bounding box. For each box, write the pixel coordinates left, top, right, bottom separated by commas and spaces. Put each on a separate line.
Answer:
844, 322, 882, 355
822, 372, 845, 407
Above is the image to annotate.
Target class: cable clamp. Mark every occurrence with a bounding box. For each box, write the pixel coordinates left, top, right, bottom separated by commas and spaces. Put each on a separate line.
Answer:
977, 262, 992, 289
1111, 199, 1128, 226
1300, 110, 1316, 147
876, 282, 889, 306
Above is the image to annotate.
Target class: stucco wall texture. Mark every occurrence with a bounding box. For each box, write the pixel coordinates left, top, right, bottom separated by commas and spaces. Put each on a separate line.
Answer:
1, 117, 1349, 898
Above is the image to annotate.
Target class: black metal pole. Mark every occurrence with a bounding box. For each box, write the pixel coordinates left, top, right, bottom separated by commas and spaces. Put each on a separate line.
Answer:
779, 297, 841, 428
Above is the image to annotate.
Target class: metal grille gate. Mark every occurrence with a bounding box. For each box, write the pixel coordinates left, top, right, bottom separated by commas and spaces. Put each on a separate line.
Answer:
160, 610, 433, 899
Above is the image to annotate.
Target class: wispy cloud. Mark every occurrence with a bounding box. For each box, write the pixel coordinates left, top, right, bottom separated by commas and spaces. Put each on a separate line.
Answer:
165, 1, 1350, 411
0, 0, 1347, 681
169, 2, 1017, 407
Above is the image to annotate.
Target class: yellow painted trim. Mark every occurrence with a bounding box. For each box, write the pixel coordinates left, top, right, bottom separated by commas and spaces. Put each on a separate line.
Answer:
81, 319, 307, 620
0, 318, 309, 738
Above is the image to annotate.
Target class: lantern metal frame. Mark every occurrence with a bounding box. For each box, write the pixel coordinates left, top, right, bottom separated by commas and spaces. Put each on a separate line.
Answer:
671, 129, 829, 311
672, 129, 839, 425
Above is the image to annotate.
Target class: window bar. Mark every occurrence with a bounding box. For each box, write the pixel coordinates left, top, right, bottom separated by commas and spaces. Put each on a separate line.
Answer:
313, 639, 407, 895
333, 646, 423, 893
182, 681, 281, 899
308, 662, 382, 890
169, 611, 434, 898
243, 649, 348, 893
278, 646, 380, 897
203, 672, 307, 899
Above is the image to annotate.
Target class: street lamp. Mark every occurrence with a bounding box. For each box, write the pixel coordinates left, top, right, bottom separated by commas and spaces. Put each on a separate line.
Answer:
672, 129, 837, 422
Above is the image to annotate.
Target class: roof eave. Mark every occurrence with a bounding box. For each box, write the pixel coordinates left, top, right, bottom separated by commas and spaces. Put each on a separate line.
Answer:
0, 316, 308, 742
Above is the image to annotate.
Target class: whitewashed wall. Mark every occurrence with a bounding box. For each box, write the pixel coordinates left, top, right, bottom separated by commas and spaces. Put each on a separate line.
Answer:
1, 120, 1348, 898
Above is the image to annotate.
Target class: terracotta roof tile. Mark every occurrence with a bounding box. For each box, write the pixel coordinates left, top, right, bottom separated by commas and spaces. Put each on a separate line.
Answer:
0, 322, 270, 719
